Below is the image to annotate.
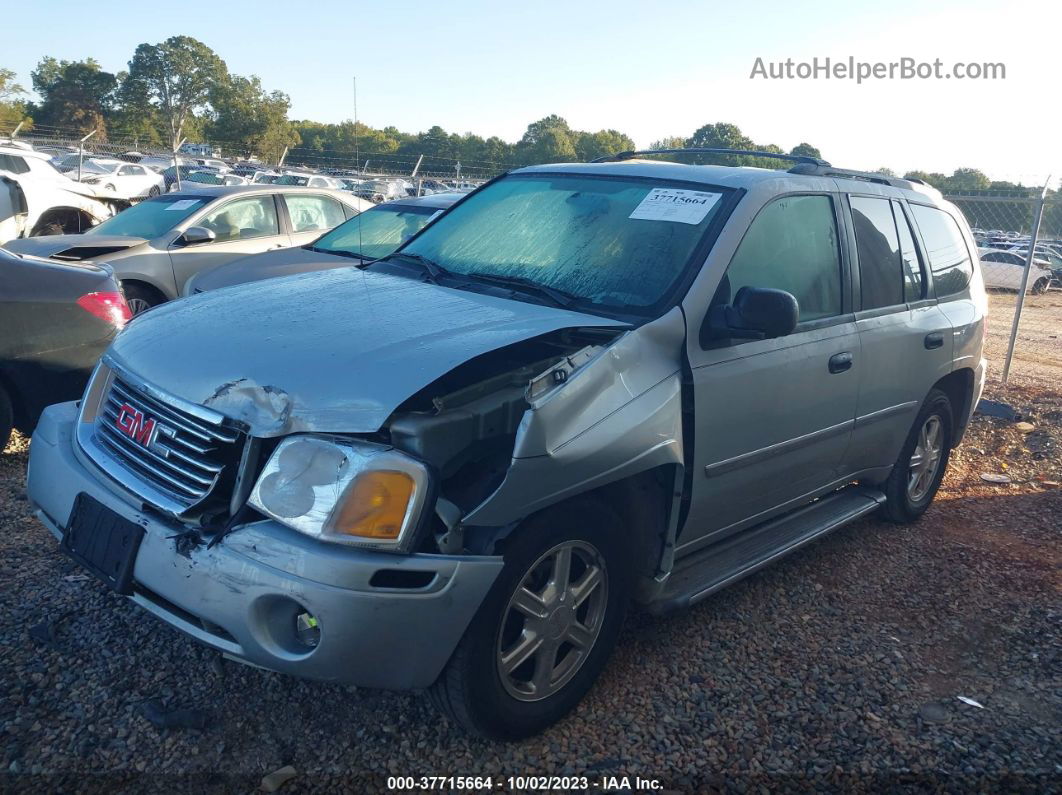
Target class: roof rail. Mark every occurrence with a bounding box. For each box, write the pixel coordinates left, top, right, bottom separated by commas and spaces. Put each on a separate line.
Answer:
787, 163, 917, 190
591, 148, 831, 167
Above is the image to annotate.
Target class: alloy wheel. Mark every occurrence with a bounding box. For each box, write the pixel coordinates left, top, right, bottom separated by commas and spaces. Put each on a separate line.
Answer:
908, 415, 944, 502
496, 540, 608, 702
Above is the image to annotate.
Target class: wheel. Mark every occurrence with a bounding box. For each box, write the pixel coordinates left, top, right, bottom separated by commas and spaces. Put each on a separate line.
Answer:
1032, 278, 1049, 295
104, 183, 116, 192
122, 283, 163, 316
880, 388, 953, 523
429, 498, 632, 739
0, 384, 12, 451
33, 222, 65, 236
148, 185, 161, 197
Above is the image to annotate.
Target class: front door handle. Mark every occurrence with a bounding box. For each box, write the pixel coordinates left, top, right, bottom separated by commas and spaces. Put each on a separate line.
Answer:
924, 332, 945, 350
828, 352, 853, 374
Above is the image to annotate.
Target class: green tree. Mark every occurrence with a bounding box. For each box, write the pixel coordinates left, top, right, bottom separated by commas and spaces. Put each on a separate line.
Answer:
874, 167, 897, 176
29, 57, 116, 136
0, 67, 29, 131
943, 167, 991, 192
125, 36, 227, 150
789, 142, 822, 159
648, 135, 687, 150
686, 122, 754, 151
516, 116, 577, 165
573, 129, 635, 161
207, 74, 299, 160
903, 170, 947, 187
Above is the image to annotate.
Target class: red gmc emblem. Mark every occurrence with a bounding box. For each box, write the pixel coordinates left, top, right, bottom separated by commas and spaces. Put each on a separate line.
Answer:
115, 403, 160, 449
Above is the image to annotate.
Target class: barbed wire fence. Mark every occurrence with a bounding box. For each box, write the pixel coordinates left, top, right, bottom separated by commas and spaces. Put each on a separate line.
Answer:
5, 122, 511, 187
945, 187, 1062, 394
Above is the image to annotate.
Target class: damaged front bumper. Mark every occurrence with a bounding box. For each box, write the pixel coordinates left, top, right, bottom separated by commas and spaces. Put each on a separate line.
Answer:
27, 401, 503, 690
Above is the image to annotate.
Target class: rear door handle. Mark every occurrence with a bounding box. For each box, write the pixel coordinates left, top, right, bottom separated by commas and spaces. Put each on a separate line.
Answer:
828, 352, 853, 373
924, 332, 945, 350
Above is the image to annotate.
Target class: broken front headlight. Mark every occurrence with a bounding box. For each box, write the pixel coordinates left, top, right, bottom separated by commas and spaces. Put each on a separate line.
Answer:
248, 436, 430, 551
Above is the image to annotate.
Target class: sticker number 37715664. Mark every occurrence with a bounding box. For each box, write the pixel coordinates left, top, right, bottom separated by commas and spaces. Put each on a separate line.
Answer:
628, 188, 722, 225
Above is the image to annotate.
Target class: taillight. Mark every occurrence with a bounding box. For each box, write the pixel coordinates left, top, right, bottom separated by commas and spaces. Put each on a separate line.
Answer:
77, 291, 132, 328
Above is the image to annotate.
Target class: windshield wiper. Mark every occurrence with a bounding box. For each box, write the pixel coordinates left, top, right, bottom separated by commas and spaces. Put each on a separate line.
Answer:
461, 272, 576, 308
379, 251, 450, 283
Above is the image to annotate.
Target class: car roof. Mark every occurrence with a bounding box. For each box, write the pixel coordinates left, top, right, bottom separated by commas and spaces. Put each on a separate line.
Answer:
387, 192, 463, 210
168, 184, 348, 198
512, 160, 943, 203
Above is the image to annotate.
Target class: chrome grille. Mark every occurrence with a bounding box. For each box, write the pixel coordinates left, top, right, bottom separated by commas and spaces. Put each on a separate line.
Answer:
89, 371, 242, 513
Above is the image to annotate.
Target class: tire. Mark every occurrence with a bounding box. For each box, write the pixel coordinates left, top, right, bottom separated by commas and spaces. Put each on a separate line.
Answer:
0, 384, 13, 451
429, 498, 633, 739
122, 283, 164, 316
148, 185, 161, 197
880, 388, 953, 523
1032, 278, 1049, 295
34, 222, 65, 236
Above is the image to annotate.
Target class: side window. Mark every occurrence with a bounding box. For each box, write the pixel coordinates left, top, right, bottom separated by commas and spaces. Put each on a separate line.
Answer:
850, 196, 902, 310
118, 165, 135, 176
0, 154, 30, 174
200, 197, 280, 242
893, 201, 925, 301
285, 194, 347, 233
724, 194, 842, 322
909, 204, 974, 298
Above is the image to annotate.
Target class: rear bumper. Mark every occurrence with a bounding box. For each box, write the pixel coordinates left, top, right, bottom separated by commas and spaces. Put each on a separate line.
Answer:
27, 402, 503, 689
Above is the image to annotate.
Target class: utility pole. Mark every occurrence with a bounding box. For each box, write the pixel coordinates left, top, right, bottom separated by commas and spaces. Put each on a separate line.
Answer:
77, 129, 98, 183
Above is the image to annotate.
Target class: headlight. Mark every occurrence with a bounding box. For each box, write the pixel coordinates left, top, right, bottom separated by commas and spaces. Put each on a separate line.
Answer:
248, 435, 430, 551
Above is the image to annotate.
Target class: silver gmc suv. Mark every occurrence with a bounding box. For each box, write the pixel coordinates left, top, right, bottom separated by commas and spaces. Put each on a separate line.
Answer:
27, 149, 986, 739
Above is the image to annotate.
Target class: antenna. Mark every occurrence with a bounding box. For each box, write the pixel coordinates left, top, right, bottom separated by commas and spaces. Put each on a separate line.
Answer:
354, 75, 363, 256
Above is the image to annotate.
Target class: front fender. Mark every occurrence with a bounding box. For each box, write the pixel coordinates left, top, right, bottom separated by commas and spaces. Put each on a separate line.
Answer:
463, 307, 687, 526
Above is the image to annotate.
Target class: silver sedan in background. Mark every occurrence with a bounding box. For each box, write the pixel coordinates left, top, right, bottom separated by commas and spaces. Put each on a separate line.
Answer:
4, 185, 374, 313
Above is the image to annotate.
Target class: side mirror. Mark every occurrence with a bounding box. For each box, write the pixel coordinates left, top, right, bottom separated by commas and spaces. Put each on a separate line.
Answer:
701, 286, 799, 346
178, 226, 216, 246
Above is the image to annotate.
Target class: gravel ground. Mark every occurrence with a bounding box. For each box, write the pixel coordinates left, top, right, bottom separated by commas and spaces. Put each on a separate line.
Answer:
1, 386, 1059, 793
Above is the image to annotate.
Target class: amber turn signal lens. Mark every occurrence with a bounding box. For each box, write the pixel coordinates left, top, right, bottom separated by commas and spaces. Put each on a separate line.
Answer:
331, 471, 415, 540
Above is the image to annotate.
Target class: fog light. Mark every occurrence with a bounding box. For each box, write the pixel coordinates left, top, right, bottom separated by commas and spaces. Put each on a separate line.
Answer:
296, 612, 320, 648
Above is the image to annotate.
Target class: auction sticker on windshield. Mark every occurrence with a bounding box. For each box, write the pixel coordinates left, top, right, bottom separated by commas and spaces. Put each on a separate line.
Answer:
165, 199, 200, 211
629, 188, 721, 225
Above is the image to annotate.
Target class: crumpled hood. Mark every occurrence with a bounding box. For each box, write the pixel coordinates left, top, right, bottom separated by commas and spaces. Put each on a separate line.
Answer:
3, 234, 146, 259
108, 268, 628, 436
191, 246, 354, 293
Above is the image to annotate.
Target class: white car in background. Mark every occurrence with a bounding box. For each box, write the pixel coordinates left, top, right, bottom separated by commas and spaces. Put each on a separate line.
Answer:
75, 160, 166, 199
978, 248, 1053, 294
0, 147, 126, 238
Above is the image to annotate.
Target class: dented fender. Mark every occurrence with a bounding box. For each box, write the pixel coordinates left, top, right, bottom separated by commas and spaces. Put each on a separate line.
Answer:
463, 307, 687, 526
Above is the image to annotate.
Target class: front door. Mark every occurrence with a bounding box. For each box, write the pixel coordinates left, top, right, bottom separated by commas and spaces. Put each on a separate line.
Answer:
681, 193, 860, 551
168, 194, 290, 293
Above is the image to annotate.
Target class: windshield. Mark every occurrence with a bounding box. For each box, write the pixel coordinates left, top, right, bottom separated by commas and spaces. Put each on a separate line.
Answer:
275, 175, 309, 186
396, 174, 727, 315
312, 204, 440, 260
86, 195, 210, 238
79, 161, 118, 175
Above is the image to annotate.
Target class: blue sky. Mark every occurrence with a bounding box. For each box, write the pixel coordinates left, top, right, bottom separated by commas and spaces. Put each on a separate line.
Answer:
4, 0, 1058, 182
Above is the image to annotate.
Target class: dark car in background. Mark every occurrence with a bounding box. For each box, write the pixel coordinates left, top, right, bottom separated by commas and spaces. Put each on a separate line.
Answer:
185, 191, 461, 294
0, 246, 130, 449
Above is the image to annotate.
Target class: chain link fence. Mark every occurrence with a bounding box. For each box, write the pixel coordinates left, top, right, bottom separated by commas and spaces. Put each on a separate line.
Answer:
945, 190, 1062, 392
4, 124, 497, 204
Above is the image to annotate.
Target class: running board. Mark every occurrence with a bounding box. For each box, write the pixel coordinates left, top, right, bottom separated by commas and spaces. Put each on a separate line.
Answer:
647, 485, 885, 615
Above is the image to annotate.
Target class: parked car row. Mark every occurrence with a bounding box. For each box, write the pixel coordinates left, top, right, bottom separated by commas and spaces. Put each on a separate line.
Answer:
9, 149, 988, 741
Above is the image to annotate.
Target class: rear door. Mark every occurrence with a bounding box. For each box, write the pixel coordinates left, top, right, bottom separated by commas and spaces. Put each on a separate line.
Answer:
845, 194, 953, 475
281, 193, 349, 246
167, 194, 290, 292
681, 192, 861, 550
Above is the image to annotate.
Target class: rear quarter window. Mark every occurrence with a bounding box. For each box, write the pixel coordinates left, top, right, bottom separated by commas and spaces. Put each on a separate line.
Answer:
910, 204, 974, 298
